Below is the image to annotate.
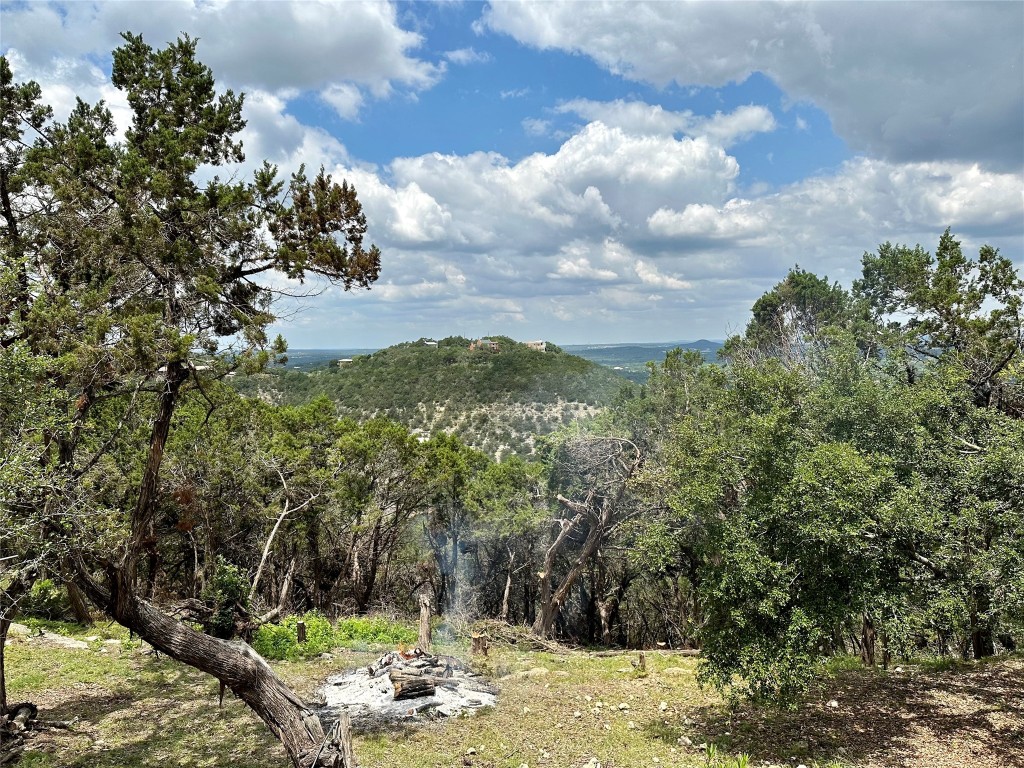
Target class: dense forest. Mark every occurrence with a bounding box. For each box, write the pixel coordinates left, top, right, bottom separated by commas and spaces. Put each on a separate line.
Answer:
2, 34, 1022, 768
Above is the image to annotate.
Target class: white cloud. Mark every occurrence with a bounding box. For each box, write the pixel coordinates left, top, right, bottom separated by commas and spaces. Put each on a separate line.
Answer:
648, 200, 768, 242
693, 106, 776, 147
320, 84, 365, 121
549, 256, 619, 282
556, 100, 775, 146
315, 127, 1020, 346
2, 0, 441, 118
522, 117, 551, 137
634, 260, 692, 291
482, 1, 1024, 170
445, 47, 491, 65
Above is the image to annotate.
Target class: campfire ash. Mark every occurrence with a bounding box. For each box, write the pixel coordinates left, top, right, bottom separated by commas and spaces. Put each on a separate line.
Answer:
316, 648, 497, 730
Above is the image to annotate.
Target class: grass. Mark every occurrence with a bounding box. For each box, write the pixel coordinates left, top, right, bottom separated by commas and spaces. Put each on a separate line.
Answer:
6, 621, 1023, 768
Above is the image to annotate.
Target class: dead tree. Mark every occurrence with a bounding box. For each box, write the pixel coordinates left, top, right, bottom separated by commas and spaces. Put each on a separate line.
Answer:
532, 437, 643, 638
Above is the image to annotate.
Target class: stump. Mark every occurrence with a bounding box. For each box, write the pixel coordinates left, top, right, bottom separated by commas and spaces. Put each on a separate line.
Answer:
418, 593, 432, 652
470, 633, 489, 657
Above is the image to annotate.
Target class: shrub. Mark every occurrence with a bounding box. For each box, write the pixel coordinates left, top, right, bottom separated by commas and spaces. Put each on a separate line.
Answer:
21, 578, 70, 620
253, 612, 336, 660
201, 556, 248, 639
335, 615, 417, 647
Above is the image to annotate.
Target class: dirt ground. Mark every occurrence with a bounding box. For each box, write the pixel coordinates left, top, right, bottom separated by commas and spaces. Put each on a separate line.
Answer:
694, 658, 1024, 768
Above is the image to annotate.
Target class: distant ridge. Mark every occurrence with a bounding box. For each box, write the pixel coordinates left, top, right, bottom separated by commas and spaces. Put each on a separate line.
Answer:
563, 340, 723, 379
282, 340, 724, 373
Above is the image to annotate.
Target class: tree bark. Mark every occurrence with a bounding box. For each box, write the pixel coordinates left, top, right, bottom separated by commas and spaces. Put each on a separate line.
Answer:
499, 548, 515, 623
78, 566, 350, 767
531, 511, 583, 637
66, 581, 93, 625
0, 565, 39, 715
389, 669, 435, 700
860, 613, 876, 666
418, 592, 431, 652
250, 498, 293, 606
127, 360, 188, 591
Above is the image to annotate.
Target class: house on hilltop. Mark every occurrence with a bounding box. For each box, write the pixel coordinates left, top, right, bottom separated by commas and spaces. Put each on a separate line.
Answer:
525, 340, 547, 352
470, 338, 500, 352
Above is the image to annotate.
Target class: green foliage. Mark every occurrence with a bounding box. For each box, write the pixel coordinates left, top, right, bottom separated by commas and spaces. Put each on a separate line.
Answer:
200, 556, 249, 639
20, 578, 71, 620
252, 613, 417, 659
229, 336, 627, 456
252, 612, 336, 660
334, 616, 417, 647
626, 232, 1024, 705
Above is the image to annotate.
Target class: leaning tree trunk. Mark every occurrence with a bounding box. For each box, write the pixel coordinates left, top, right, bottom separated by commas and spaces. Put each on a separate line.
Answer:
860, 613, 876, 667
531, 510, 584, 637
78, 567, 351, 767
89, 360, 355, 767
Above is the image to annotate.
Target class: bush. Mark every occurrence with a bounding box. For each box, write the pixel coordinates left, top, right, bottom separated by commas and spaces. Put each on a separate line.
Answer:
335, 615, 417, 647
21, 578, 70, 620
201, 556, 248, 639
253, 612, 336, 660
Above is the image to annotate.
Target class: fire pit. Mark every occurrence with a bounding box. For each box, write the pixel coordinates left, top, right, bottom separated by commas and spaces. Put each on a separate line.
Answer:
316, 648, 498, 730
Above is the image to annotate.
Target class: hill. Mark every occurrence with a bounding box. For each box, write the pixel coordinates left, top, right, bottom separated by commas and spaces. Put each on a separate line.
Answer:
231, 336, 631, 457
564, 339, 724, 381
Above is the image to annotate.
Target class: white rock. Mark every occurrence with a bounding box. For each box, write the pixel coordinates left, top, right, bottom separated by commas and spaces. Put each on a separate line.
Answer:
826, 699, 839, 709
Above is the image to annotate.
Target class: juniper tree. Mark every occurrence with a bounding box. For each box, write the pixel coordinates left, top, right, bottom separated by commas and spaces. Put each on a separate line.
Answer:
1, 32, 379, 766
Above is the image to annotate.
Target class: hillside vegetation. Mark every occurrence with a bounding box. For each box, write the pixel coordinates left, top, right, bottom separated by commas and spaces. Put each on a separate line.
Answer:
231, 336, 628, 456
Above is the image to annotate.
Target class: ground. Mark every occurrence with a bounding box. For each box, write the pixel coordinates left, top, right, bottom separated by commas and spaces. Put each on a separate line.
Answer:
4, 621, 1022, 768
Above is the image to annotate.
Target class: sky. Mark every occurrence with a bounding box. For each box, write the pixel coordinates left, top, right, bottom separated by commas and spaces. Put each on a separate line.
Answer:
2, 0, 1022, 348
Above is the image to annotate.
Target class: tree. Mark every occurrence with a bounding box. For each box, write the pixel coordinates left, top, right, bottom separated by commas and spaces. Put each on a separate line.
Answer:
532, 433, 643, 638
422, 433, 489, 615
738, 266, 854, 360
855, 228, 1023, 414
1, 33, 379, 766
628, 249, 1023, 702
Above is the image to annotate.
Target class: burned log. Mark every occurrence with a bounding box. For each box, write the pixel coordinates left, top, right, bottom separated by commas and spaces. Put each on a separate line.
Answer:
389, 669, 436, 701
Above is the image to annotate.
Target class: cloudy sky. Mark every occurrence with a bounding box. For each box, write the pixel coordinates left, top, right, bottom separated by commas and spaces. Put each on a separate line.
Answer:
3, 1, 1022, 348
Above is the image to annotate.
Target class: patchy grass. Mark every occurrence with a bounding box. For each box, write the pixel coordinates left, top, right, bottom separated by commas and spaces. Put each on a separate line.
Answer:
6, 622, 1023, 768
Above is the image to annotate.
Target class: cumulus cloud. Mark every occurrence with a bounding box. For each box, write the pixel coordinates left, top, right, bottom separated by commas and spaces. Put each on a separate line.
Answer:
481, 1, 1024, 170
320, 84, 365, 121
2, 0, 440, 120
320, 127, 1020, 345
634, 260, 692, 290
557, 100, 776, 146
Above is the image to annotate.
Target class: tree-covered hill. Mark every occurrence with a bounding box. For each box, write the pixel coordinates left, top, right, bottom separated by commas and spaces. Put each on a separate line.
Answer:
231, 336, 630, 456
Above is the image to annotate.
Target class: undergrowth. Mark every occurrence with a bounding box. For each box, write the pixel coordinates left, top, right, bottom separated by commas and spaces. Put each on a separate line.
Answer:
252, 612, 416, 660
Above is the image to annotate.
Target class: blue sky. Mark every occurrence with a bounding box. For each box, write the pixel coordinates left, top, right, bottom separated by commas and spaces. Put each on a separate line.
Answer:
2, 1, 1022, 348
